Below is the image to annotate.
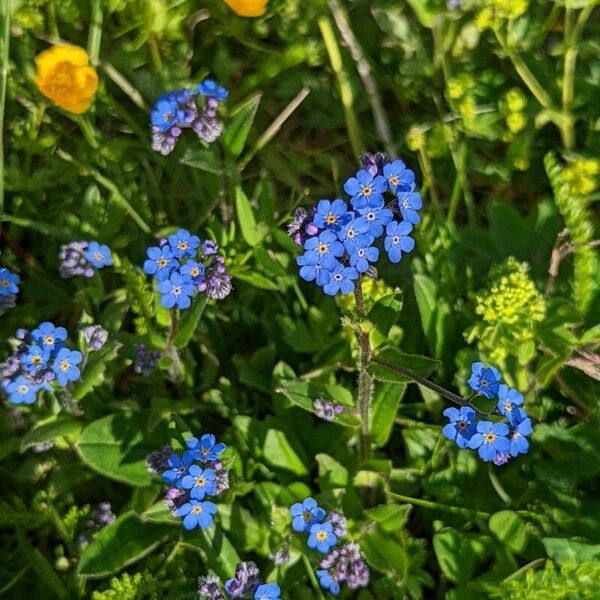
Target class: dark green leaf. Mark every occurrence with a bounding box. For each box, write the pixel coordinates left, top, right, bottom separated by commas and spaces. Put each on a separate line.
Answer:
222, 93, 261, 157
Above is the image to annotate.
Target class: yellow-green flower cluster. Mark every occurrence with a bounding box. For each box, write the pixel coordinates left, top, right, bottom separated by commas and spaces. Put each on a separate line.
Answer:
475, 0, 529, 29
467, 257, 545, 363
561, 157, 600, 197
501, 88, 527, 136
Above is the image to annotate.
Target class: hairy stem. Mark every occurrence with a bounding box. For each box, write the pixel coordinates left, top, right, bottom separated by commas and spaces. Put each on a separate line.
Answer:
387, 491, 490, 520
354, 278, 373, 461
166, 309, 183, 381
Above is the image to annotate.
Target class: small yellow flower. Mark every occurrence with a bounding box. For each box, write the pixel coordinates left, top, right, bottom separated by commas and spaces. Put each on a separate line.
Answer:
35, 45, 98, 114
222, 0, 268, 17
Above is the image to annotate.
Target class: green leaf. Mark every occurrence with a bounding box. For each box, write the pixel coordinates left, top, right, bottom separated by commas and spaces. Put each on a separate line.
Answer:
433, 529, 478, 584
368, 348, 439, 384
77, 512, 173, 579
184, 526, 241, 580
414, 274, 437, 338
174, 296, 208, 348
275, 379, 360, 428
489, 511, 528, 554
20, 417, 83, 452
361, 529, 407, 578
222, 93, 261, 157
365, 504, 410, 532
543, 538, 600, 565
235, 187, 263, 247
140, 502, 180, 526
316, 453, 348, 487
72, 341, 121, 401
77, 413, 169, 487
263, 427, 308, 476
371, 382, 406, 447
405, 0, 443, 27
368, 292, 403, 340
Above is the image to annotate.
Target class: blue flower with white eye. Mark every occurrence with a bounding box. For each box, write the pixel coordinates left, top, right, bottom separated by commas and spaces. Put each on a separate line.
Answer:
383, 160, 415, 194
297, 252, 333, 287
174, 500, 217, 530
157, 272, 195, 309
180, 465, 217, 500
151, 98, 180, 132
468, 421, 510, 462
85, 241, 113, 268
187, 433, 226, 462
143, 246, 176, 281
354, 198, 394, 238
0, 268, 20, 296
316, 570, 340, 596
384, 221, 415, 263
5, 376, 39, 405
397, 191, 422, 225
467, 362, 502, 399
343, 170, 387, 209
323, 263, 358, 296
31, 322, 67, 352
162, 451, 195, 485
497, 384, 524, 425
337, 216, 371, 254
313, 199, 351, 231
168, 229, 200, 259
303, 231, 344, 264
308, 521, 338, 553
290, 497, 326, 533
22, 345, 49, 373
254, 583, 281, 600
509, 416, 532, 457
197, 79, 229, 101
442, 406, 477, 448
348, 243, 378, 273
180, 260, 205, 285
52, 348, 82, 386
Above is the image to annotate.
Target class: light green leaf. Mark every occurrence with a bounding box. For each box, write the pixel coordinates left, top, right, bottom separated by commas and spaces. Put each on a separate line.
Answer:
371, 382, 406, 447
72, 341, 121, 401
174, 296, 207, 348
368, 348, 439, 384
235, 187, 263, 247
222, 93, 261, 157
20, 417, 83, 452
263, 428, 308, 476
543, 538, 600, 565
365, 504, 410, 532
489, 511, 528, 554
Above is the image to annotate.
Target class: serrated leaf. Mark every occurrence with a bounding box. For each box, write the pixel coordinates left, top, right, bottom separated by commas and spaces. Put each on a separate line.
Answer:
222, 93, 261, 157
20, 417, 82, 452
77, 512, 173, 578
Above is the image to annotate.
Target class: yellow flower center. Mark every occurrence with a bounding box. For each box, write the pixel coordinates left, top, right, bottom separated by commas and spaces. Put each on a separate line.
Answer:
315, 530, 327, 541
60, 360, 70, 371
94, 251, 103, 261
0, 280, 8, 288
201, 448, 209, 455
484, 432, 496, 443
192, 505, 203, 514
31, 355, 42, 365
303, 511, 313, 522
326, 214, 337, 224
158, 258, 168, 268
43, 335, 54, 345
362, 186, 372, 196
390, 175, 399, 186
191, 268, 199, 277
318, 243, 328, 254
18, 385, 28, 394
177, 241, 188, 251
504, 401, 512, 412
195, 477, 206, 487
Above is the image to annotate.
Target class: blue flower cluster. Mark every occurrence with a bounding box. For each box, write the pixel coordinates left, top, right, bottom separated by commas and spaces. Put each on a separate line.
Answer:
151, 79, 228, 155
289, 498, 369, 596
1, 323, 82, 405
59, 240, 113, 278
0, 267, 20, 313
442, 362, 533, 465
198, 561, 281, 600
147, 434, 230, 530
143, 229, 232, 309
292, 154, 422, 296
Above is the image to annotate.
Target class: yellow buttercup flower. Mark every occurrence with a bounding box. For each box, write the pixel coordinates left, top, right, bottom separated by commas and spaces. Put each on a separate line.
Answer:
222, 0, 268, 17
35, 45, 98, 114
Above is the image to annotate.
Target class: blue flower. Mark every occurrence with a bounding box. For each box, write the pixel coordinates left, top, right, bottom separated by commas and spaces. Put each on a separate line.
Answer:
52, 348, 82, 386
509, 417, 532, 457
254, 583, 281, 600
343, 170, 387, 209
180, 260, 205, 285
5, 376, 39, 404
85, 241, 113, 268
174, 500, 217, 530
22, 345, 49, 373
348, 243, 378, 273
157, 272, 195, 309
467, 362, 501, 399
303, 231, 344, 264
397, 191, 422, 225
354, 198, 394, 238
31, 322, 68, 352
197, 79, 229, 101
162, 451, 194, 485
497, 384, 524, 425
151, 98, 180, 132
337, 217, 371, 254
187, 433, 226, 462
468, 421, 510, 461
168, 229, 200, 259
297, 252, 333, 287
316, 570, 340, 596
382, 160, 415, 194
290, 497, 326, 533
143, 246, 176, 281
0, 268, 20, 296
323, 263, 358, 296
442, 407, 477, 448
180, 465, 217, 500
313, 199, 351, 231
308, 521, 338, 553
384, 221, 415, 263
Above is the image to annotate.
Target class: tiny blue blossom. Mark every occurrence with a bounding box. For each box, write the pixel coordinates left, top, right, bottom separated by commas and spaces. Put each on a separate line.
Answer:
316, 570, 340, 596
337, 217, 371, 254
323, 263, 358, 296
151, 98, 181, 132
509, 417, 533, 457
383, 159, 415, 194
303, 230, 344, 264
188, 433, 226, 462
0, 268, 20, 296
313, 199, 351, 231
354, 199, 394, 238
180, 465, 217, 500
174, 500, 217, 530
85, 241, 113, 268
467, 362, 502, 399
254, 583, 281, 600
52, 348, 82, 386
143, 246, 176, 281
468, 421, 510, 462
348, 243, 378, 273
31, 322, 67, 352
162, 451, 195, 485
168, 229, 200, 259
442, 406, 477, 448
290, 497, 327, 533
397, 191, 423, 225
497, 384, 524, 424
197, 79, 229, 101
308, 521, 338, 553
180, 260, 205, 285
384, 221, 415, 263
5, 376, 39, 404
22, 345, 49, 373
296, 252, 332, 287
157, 272, 195, 309
343, 170, 387, 209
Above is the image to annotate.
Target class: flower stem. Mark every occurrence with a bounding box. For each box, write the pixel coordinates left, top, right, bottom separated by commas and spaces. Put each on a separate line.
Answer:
387, 491, 490, 520
354, 278, 373, 461
166, 309, 183, 381
0, 0, 10, 213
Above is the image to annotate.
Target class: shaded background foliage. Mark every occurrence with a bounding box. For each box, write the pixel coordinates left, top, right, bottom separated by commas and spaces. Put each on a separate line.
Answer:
1, 0, 600, 598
